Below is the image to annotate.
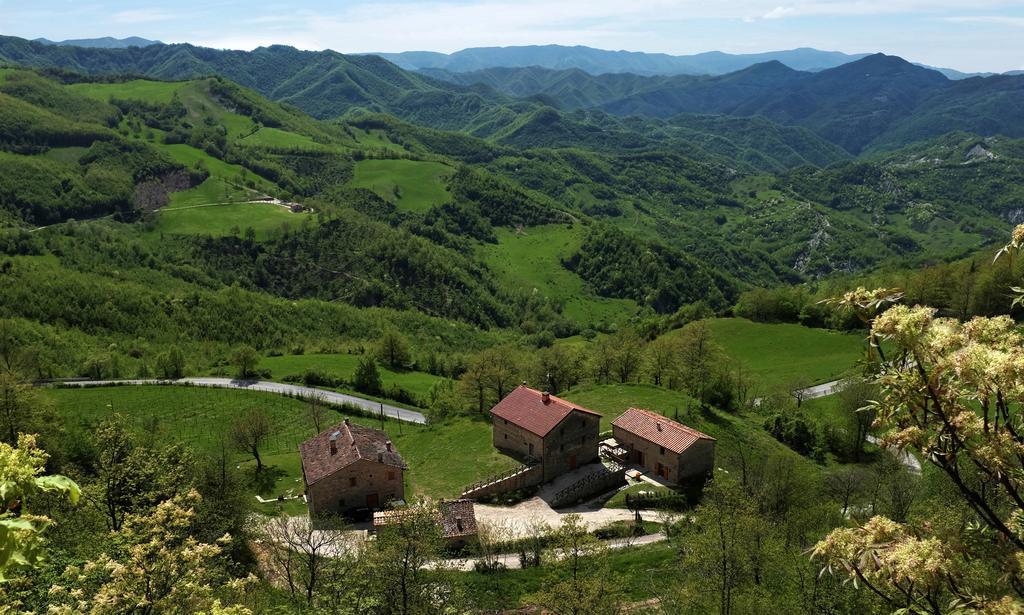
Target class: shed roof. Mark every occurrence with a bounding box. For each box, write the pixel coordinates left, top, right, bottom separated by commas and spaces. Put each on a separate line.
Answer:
612, 407, 714, 455
490, 385, 601, 437
300, 419, 406, 485
373, 499, 478, 539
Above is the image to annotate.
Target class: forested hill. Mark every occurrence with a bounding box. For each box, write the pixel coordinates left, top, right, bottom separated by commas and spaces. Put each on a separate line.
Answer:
4, 35, 1024, 155
426, 55, 1024, 154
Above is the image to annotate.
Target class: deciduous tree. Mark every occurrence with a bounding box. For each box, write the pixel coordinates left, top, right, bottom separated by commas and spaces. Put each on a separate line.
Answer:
229, 408, 271, 474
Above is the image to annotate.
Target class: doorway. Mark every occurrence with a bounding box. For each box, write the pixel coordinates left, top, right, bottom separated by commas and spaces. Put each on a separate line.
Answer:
366, 493, 379, 508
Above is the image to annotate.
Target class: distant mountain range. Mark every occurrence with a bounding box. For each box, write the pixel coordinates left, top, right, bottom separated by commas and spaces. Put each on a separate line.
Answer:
374, 45, 872, 76
374, 44, 1001, 80
33, 36, 162, 49
1, 35, 1022, 155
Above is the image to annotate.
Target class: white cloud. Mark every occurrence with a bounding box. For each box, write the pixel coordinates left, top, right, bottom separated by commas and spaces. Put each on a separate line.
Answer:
944, 15, 1024, 26
763, 6, 797, 19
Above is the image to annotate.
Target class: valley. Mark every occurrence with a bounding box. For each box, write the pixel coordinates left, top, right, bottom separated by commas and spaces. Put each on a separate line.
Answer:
2, 30, 1023, 615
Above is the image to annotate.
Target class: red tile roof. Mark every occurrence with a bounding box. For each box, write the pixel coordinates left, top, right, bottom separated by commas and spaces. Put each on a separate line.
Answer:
612, 407, 714, 454
490, 385, 601, 437
300, 419, 406, 485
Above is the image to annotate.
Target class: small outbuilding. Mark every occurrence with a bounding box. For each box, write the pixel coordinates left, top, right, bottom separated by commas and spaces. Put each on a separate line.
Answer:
373, 499, 479, 548
300, 418, 406, 517
612, 407, 715, 484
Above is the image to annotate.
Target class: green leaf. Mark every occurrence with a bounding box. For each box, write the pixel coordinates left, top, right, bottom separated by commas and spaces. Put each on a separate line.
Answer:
34, 475, 81, 505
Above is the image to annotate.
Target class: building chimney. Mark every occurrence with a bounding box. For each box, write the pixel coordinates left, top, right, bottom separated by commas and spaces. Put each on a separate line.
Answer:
542, 391, 550, 404
344, 417, 351, 426
385, 440, 393, 452
329, 431, 340, 455
377, 452, 383, 463
656, 422, 663, 432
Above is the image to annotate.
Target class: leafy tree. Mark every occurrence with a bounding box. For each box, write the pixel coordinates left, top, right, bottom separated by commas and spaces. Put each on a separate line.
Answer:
0, 370, 51, 444
609, 328, 643, 384
230, 345, 260, 380
366, 504, 458, 614
304, 391, 329, 435
156, 345, 186, 379
352, 357, 382, 396
837, 378, 877, 462
645, 334, 680, 387
0, 434, 80, 582
262, 515, 350, 607
48, 491, 253, 615
814, 272, 1024, 611
533, 344, 585, 395
229, 408, 271, 474
86, 415, 195, 531
375, 330, 411, 370
537, 514, 622, 615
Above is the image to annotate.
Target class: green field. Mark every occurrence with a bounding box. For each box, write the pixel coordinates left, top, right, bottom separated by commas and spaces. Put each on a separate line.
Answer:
480, 225, 638, 328
69, 79, 187, 104
156, 201, 309, 239
259, 353, 445, 401
236, 126, 323, 149
44, 385, 516, 505
350, 159, 453, 212
700, 318, 864, 388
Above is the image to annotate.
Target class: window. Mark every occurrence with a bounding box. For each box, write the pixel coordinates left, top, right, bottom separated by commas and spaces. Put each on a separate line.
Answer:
338, 498, 345, 508
529, 443, 534, 455
388, 471, 396, 481
504, 419, 508, 425
349, 477, 357, 487
660, 446, 665, 455
560, 444, 564, 452
580, 436, 584, 446
504, 434, 508, 440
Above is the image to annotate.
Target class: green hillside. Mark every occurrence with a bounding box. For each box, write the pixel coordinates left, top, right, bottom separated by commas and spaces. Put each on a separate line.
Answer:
350, 159, 453, 212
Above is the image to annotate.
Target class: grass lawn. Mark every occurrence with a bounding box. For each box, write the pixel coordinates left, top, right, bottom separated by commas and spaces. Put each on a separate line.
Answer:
69, 79, 188, 104
44, 384, 516, 505
458, 541, 677, 610
156, 201, 309, 239
259, 354, 444, 401
350, 159, 452, 213
237, 126, 322, 149
702, 318, 865, 388
480, 225, 638, 328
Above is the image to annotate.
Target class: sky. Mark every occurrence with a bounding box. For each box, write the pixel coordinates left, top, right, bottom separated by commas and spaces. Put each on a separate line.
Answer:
1, 0, 1023, 73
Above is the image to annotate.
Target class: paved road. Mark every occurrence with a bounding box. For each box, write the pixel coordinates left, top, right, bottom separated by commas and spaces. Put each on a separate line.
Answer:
866, 435, 922, 474
55, 378, 428, 424
797, 379, 843, 400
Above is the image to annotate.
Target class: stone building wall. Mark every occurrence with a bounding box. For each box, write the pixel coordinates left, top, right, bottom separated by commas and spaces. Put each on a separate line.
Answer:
307, 458, 405, 516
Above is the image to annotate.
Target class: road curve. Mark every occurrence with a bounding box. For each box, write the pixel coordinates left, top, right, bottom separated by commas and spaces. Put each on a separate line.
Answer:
54, 377, 428, 425
797, 379, 843, 400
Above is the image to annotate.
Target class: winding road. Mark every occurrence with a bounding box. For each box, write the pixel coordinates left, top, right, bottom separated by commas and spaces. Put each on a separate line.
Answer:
55, 377, 428, 424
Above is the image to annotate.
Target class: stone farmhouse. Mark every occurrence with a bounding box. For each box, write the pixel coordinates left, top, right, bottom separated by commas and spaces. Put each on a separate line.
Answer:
611, 407, 715, 484
300, 418, 407, 517
490, 385, 602, 482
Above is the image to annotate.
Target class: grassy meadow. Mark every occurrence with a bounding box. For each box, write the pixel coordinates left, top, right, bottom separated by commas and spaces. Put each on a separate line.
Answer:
350, 159, 453, 212
701, 318, 864, 387
480, 224, 638, 327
